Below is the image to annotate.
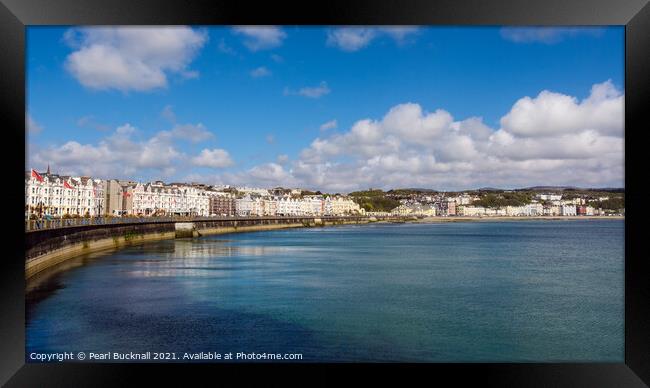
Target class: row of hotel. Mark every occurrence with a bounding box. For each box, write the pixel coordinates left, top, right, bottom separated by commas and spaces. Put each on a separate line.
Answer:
25, 168, 363, 218
388, 193, 609, 217
25, 167, 618, 219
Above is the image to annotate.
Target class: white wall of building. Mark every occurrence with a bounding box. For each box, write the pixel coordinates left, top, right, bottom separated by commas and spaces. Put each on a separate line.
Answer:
25, 172, 104, 217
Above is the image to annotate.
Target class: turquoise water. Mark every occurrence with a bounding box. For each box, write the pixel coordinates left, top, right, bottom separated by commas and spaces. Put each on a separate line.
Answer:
26, 220, 624, 362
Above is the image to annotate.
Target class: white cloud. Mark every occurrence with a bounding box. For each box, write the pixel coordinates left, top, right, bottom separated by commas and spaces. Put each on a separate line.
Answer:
31, 123, 184, 178
326, 28, 377, 51
381, 26, 420, 43
29, 81, 624, 192
250, 66, 272, 78
30, 120, 225, 180
169, 123, 214, 143
26, 114, 43, 134
488, 129, 623, 161
326, 26, 420, 51
285, 81, 331, 99
191, 148, 234, 168
276, 154, 289, 164
157, 106, 214, 142
161, 105, 176, 123
217, 38, 236, 55
219, 163, 296, 188
300, 82, 331, 98
241, 81, 624, 192
247, 163, 291, 182
76, 115, 111, 131
232, 26, 286, 51
320, 119, 338, 131
64, 26, 207, 92
500, 80, 623, 137
500, 27, 604, 44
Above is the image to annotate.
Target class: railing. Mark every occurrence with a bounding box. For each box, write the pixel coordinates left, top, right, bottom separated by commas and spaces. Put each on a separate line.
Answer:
24, 215, 379, 232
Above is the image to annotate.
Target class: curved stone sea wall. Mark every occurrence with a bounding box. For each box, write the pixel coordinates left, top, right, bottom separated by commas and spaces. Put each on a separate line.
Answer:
25, 216, 384, 279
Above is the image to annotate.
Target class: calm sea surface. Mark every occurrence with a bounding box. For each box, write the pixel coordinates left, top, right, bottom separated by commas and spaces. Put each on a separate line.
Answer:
26, 220, 624, 362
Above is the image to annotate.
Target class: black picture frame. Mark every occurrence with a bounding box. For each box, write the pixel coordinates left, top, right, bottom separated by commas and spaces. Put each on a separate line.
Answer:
2, 0, 648, 386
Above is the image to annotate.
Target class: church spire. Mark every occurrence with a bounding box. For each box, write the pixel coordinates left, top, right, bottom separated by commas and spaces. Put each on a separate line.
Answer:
46, 164, 50, 175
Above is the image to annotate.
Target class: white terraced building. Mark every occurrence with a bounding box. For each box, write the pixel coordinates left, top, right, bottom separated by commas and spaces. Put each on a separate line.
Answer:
561, 204, 578, 216
301, 197, 324, 216
235, 196, 363, 217
235, 195, 255, 216
131, 182, 210, 216
276, 197, 302, 216
505, 203, 544, 216
391, 203, 436, 216
324, 196, 363, 215
25, 169, 105, 217
26, 167, 364, 219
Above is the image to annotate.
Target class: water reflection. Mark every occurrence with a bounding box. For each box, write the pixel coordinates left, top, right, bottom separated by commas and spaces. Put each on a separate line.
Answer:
124, 238, 306, 278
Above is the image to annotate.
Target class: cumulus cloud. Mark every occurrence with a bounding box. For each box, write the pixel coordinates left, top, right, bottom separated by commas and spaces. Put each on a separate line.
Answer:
327, 26, 419, 51
500, 79, 623, 137
232, 80, 624, 191
168, 123, 214, 143
250, 66, 272, 78
64, 26, 207, 92
500, 27, 604, 44
191, 148, 234, 168
29, 81, 624, 191
232, 26, 286, 51
218, 162, 296, 188
31, 123, 183, 179
29, 119, 226, 180
156, 106, 214, 142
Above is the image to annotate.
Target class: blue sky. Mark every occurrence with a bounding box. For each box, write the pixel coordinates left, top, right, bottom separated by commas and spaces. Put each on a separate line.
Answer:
26, 26, 624, 192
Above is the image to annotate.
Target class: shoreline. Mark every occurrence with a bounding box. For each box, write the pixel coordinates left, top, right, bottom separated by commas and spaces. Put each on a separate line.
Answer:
414, 215, 624, 223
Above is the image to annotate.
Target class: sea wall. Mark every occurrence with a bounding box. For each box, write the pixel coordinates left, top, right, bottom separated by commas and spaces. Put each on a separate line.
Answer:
25, 222, 176, 278
25, 216, 378, 279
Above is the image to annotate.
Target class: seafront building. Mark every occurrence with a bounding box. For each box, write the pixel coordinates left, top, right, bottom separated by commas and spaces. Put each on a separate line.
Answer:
391, 203, 437, 217
233, 195, 363, 217
561, 204, 578, 216
25, 168, 105, 217
209, 192, 236, 216
130, 182, 211, 216
324, 196, 364, 216
25, 167, 614, 219
505, 203, 544, 216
